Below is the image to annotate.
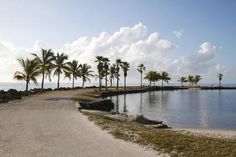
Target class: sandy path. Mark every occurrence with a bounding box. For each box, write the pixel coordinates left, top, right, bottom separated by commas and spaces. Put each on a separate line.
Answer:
0, 89, 162, 157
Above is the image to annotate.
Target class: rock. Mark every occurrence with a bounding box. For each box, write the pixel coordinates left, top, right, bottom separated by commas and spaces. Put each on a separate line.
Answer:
127, 114, 162, 125
7, 89, 22, 99
79, 99, 114, 111
153, 124, 169, 129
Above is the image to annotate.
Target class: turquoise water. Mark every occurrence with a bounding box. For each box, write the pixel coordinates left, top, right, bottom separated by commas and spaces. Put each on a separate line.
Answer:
110, 90, 236, 130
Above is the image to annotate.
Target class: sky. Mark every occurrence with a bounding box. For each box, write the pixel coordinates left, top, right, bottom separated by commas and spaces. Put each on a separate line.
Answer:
0, 0, 236, 85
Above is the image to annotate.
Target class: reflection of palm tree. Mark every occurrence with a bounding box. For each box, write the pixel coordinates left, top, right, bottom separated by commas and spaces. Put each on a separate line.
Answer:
123, 94, 127, 113
32, 49, 54, 89
218, 73, 223, 87
140, 92, 143, 113
14, 58, 41, 92
137, 64, 146, 87
80, 64, 94, 88
53, 52, 68, 89
116, 95, 119, 113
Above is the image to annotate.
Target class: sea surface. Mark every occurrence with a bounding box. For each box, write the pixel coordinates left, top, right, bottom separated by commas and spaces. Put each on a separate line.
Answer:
110, 90, 236, 130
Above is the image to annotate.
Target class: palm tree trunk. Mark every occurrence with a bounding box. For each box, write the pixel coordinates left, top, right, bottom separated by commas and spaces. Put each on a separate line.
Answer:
162, 80, 163, 87
181, 82, 183, 87
57, 73, 60, 89
124, 76, 126, 90
41, 71, 45, 90
82, 78, 85, 88
140, 72, 142, 87
26, 81, 29, 92
72, 76, 75, 88
219, 80, 221, 87
110, 78, 113, 87
98, 73, 101, 91
105, 73, 108, 90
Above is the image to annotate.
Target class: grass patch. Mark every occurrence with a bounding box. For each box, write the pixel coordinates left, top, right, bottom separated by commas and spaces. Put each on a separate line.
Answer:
82, 111, 236, 157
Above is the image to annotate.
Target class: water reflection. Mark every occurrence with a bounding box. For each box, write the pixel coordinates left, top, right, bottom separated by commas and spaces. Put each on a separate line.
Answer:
110, 90, 236, 130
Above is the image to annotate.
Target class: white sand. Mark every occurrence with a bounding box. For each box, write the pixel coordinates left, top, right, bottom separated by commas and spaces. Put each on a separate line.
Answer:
0, 89, 166, 157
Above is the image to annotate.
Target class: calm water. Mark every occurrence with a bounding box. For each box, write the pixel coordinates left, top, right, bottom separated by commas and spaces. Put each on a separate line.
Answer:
110, 90, 236, 130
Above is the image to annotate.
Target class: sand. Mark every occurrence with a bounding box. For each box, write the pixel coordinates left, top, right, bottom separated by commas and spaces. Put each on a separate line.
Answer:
0, 89, 165, 157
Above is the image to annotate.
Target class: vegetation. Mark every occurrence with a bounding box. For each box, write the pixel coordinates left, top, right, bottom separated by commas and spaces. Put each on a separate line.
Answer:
218, 73, 223, 87
178, 77, 187, 86
115, 59, 122, 90
65, 60, 81, 88
159, 71, 171, 86
53, 52, 68, 88
83, 111, 236, 157
14, 58, 41, 91
80, 63, 94, 88
137, 64, 146, 87
144, 71, 160, 86
109, 64, 116, 87
95, 56, 104, 91
32, 49, 54, 89
121, 61, 130, 90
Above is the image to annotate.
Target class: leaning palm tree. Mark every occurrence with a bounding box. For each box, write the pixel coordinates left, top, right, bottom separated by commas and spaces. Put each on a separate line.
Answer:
187, 75, 195, 86
80, 63, 94, 88
121, 61, 130, 90
65, 60, 81, 88
194, 75, 202, 86
109, 64, 116, 87
218, 73, 223, 87
115, 59, 122, 90
159, 71, 171, 86
178, 77, 187, 86
14, 58, 41, 92
102, 57, 110, 90
95, 56, 104, 91
32, 49, 54, 89
53, 52, 68, 89
137, 64, 146, 87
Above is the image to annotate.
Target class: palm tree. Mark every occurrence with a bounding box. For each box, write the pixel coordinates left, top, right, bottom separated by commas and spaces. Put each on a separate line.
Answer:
65, 60, 81, 88
121, 61, 130, 90
95, 56, 104, 91
53, 52, 68, 89
178, 77, 187, 86
144, 71, 159, 86
109, 64, 116, 87
194, 75, 202, 86
14, 58, 41, 92
102, 57, 110, 90
32, 49, 54, 89
115, 59, 122, 90
80, 63, 94, 88
137, 64, 146, 87
187, 75, 195, 86
218, 73, 223, 87
159, 71, 171, 86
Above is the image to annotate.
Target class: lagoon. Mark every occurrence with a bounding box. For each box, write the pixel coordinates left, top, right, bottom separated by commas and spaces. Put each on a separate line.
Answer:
110, 90, 236, 130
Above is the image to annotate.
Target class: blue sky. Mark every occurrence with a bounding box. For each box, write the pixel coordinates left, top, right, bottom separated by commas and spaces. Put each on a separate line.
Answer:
0, 0, 236, 84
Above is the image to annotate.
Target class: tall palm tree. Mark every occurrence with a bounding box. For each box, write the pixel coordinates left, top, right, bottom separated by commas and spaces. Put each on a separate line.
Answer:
32, 49, 54, 89
14, 58, 41, 92
109, 64, 116, 87
187, 75, 195, 86
53, 52, 68, 89
65, 60, 81, 88
159, 71, 171, 86
80, 63, 94, 88
121, 61, 130, 90
137, 64, 146, 87
115, 59, 122, 90
194, 75, 202, 86
95, 56, 104, 91
102, 57, 110, 90
218, 73, 223, 87
178, 77, 187, 86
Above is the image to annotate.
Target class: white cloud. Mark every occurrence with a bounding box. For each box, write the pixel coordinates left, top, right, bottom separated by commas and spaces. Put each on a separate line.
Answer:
173, 30, 183, 39
0, 23, 230, 84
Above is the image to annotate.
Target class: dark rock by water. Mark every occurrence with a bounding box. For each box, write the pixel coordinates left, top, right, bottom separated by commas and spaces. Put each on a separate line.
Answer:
79, 99, 114, 111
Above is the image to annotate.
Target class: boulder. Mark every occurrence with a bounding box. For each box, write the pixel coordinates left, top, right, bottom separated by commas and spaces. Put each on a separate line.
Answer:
153, 124, 169, 129
7, 89, 22, 99
127, 114, 162, 125
79, 99, 114, 111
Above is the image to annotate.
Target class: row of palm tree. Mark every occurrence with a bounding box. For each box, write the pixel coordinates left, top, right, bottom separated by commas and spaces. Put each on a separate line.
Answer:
94, 56, 130, 90
178, 75, 202, 86
144, 71, 171, 86
14, 49, 94, 91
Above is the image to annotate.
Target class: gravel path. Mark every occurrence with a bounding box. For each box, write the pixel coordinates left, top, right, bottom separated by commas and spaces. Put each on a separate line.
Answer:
0, 89, 162, 157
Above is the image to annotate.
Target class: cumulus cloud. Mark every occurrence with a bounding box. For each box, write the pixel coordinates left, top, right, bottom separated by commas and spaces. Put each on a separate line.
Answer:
173, 30, 183, 39
0, 23, 229, 84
